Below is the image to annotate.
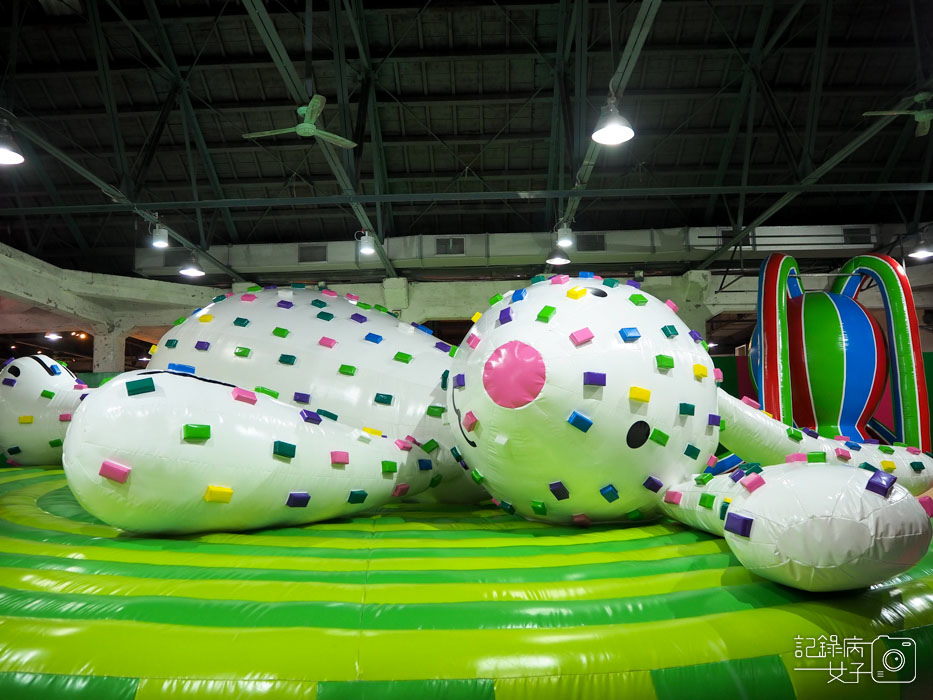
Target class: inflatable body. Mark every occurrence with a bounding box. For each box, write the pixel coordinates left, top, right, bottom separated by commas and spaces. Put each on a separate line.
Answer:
0, 355, 89, 466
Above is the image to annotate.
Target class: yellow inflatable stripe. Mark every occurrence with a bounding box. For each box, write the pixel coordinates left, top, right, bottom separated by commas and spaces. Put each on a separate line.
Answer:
0, 564, 755, 606
0, 469, 62, 486
135, 679, 318, 699
0, 603, 906, 682
494, 671, 658, 700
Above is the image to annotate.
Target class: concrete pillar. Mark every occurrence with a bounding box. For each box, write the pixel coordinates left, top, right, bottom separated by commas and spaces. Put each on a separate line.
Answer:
91, 323, 130, 373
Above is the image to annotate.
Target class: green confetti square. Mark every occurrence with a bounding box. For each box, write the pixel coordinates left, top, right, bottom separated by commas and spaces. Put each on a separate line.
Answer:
273, 440, 296, 459
234, 346, 251, 358
183, 424, 211, 441
684, 444, 700, 460
649, 429, 669, 446
394, 352, 412, 364
655, 354, 674, 370
311, 299, 327, 308
878, 445, 895, 455
744, 463, 763, 474
317, 408, 338, 421
698, 492, 716, 509
40, 389, 55, 400
537, 305, 556, 323
807, 451, 827, 463
787, 427, 803, 441
272, 327, 290, 338
426, 405, 446, 417
603, 278, 620, 288
317, 311, 334, 321
471, 469, 485, 484
357, 302, 371, 310
429, 473, 443, 488
279, 354, 296, 365
449, 345, 458, 358
165, 339, 179, 348
48, 438, 63, 448
374, 393, 393, 405
381, 460, 398, 474
530, 275, 547, 284
679, 402, 695, 416
233, 317, 250, 327
531, 500, 547, 516
694, 472, 713, 485
255, 386, 279, 399
247, 285, 262, 292
173, 317, 186, 326
489, 293, 503, 305
661, 324, 678, 338
339, 364, 356, 376
126, 377, 155, 396
629, 294, 647, 306
441, 369, 449, 390
858, 462, 877, 472
421, 439, 439, 453
291, 283, 306, 289
910, 461, 925, 472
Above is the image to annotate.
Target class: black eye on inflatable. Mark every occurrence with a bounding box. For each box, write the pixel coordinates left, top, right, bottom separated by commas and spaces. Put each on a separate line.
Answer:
586, 287, 608, 298
7, 365, 20, 378
626, 420, 650, 449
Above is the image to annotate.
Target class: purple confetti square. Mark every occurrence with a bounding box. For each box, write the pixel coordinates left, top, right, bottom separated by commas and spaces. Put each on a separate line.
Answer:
689, 330, 703, 342
80, 393, 88, 401
299, 409, 322, 424
2, 358, 12, 367
729, 469, 746, 483
866, 471, 897, 497
453, 373, 465, 388
643, 476, 663, 492
583, 372, 607, 386
459, 460, 470, 470
350, 313, 367, 324
195, 340, 211, 351
724, 512, 753, 537
276, 300, 294, 309
708, 413, 721, 426
802, 427, 819, 438
435, 341, 452, 352
499, 307, 513, 324
264, 285, 278, 290
293, 392, 311, 404
549, 480, 570, 500
1, 378, 15, 387
286, 491, 310, 507
865, 438, 880, 445
626, 280, 642, 289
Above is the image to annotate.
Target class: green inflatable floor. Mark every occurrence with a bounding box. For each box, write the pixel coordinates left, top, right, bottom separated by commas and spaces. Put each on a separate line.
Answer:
0, 467, 931, 699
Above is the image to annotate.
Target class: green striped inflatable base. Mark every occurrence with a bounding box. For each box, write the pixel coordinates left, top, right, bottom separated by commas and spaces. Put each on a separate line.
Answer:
0, 467, 931, 699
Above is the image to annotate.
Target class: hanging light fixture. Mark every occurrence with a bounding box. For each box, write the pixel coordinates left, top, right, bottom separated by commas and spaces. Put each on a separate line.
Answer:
546, 245, 571, 266
0, 119, 24, 166
592, 96, 635, 145
150, 215, 169, 248
556, 224, 574, 248
179, 253, 206, 277
908, 226, 933, 260
357, 230, 376, 255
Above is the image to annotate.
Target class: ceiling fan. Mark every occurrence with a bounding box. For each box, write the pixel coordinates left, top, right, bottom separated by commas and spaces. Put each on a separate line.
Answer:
241, 94, 357, 149
862, 91, 932, 137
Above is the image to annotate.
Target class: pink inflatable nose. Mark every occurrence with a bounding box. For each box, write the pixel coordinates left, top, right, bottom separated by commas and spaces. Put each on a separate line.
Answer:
482, 340, 546, 408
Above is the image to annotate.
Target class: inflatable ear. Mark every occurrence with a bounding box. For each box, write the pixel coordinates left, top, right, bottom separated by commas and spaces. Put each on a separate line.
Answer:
752, 254, 804, 426
831, 254, 931, 451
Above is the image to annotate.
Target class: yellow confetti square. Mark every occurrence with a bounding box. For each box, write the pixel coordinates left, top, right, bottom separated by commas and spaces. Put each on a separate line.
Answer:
199, 314, 214, 323
363, 426, 383, 436
880, 460, 896, 473
566, 287, 586, 299
204, 485, 233, 503
18, 416, 33, 424
149, 344, 158, 355
471, 312, 482, 323
693, 364, 708, 378
629, 386, 651, 403
763, 411, 773, 419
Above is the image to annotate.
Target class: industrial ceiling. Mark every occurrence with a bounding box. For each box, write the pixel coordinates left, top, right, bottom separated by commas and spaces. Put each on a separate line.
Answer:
0, 0, 931, 284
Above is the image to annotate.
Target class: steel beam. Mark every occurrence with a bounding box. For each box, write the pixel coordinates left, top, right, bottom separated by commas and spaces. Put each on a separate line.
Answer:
696, 80, 933, 270
131, 84, 180, 194
545, 0, 571, 223
799, 0, 831, 174
8, 116, 246, 282
241, 0, 396, 276
143, 0, 240, 243
560, 0, 662, 225
87, 0, 130, 194
703, 1, 772, 223
329, 0, 356, 180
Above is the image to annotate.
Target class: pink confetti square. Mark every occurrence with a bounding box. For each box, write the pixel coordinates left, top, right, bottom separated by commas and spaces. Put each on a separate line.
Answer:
593, 275, 603, 281
466, 333, 481, 349
346, 293, 359, 302
835, 447, 851, 461
231, 387, 258, 405
665, 299, 679, 312
395, 439, 412, 451
240, 293, 257, 302
74, 383, 86, 390
907, 446, 922, 455
59, 413, 72, 422
663, 490, 682, 505
713, 368, 723, 382
919, 495, 933, 518
405, 435, 421, 446
6, 460, 20, 467
550, 274, 570, 285
321, 289, 338, 297
740, 473, 765, 493
99, 459, 131, 483
393, 483, 410, 498
834, 435, 850, 441
785, 452, 807, 463
463, 411, 478, 432
569, 327, 594, 346
572, 513, 591, 527
330, 450, 349, 465
706, 455, 718, 468
741, 396, 761, 409
319, 336, 337, 348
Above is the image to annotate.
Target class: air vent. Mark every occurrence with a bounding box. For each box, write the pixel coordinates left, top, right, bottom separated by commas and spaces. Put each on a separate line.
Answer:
298, 243, 327, 263
576, 233, 605, 252
163, 249, 191, 267
435, 237, 465, 255
843, 227, 873, 246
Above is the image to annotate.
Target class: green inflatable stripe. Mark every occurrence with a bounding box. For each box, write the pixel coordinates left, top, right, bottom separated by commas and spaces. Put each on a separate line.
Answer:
317, 679, 495, 700
0, 671, 138, 700
651, 655, 797, 700
0, 581, 815, 631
